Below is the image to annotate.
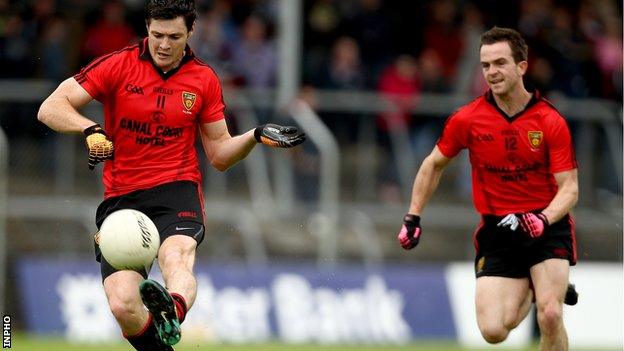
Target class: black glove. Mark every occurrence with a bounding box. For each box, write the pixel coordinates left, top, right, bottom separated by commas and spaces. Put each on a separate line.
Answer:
254, 123, 305, 148
397, 214, 422, 250
84, 124, 114, 170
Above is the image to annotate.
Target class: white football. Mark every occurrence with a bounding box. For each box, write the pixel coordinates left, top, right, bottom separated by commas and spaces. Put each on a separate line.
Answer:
99, 209, 160, 271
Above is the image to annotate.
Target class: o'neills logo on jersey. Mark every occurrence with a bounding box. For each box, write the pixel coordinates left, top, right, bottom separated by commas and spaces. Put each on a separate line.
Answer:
182, 91, 196, 110
528, 131, 543, 148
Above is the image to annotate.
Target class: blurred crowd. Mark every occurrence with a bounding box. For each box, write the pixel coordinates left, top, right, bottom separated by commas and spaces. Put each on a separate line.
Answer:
0, 0, 621, 202
0, 0, 621, 101
305, 0, 623, 101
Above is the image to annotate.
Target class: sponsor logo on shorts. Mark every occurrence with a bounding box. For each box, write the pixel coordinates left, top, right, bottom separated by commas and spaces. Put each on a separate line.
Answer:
553, 247, 568, 258
178, 211, 198, 219
476, 257, 485, 273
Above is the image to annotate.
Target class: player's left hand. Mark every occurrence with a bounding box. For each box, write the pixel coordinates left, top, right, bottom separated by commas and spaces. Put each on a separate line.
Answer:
498, 212, 549, 238
254, 123, 305, 148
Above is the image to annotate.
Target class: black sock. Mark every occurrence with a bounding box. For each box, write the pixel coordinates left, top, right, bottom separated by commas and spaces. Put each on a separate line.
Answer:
125, 314, 173, 351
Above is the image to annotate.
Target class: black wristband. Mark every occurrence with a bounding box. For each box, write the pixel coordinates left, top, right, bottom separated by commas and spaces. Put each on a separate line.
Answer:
84, 124, 105, 137
403, 214, 420, 225
537, 213, 550, 226
254, 124, 265, 143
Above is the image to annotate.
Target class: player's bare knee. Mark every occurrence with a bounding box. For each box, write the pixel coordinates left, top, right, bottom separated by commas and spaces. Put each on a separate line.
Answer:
537, 301, 563, 333
480, 324, 509, 344
108, 294, 142, 322
504, 314, 522, 330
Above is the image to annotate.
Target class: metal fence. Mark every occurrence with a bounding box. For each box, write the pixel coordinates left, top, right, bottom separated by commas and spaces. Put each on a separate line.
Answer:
0, 81, 622, 268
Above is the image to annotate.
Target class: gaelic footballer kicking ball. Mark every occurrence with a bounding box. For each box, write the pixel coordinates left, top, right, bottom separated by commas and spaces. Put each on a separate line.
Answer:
98, 209, 160, 271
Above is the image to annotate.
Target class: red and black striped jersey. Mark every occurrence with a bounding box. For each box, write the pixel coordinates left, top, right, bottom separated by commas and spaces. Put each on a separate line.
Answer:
74, 38, 225, 198
437, 90, 577, 215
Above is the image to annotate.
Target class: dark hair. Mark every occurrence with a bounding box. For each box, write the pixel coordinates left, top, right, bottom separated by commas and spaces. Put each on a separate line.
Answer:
480, 27, 528, 63
145, 0, 197, 32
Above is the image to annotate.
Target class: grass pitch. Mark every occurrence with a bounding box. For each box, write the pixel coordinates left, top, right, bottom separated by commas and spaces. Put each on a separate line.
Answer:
10, 335, 462, 351
9, 334, 619, 351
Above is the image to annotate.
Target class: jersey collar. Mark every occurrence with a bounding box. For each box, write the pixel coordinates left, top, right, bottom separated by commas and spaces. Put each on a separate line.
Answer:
139, 37, 195, 80
485, 89, 540, 122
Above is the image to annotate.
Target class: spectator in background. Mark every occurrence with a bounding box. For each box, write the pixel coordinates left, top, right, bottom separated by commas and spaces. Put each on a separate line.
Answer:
306, 0, 341, 50
453, 3, 485, 96
39, 14, 70, 81
376, 54, 420, 202
0, 13, 32, 77
377, 54, 420, 132
422, 0, 463, 81
517, 0, 553, 39
417, 49, 449, 93
577, 0, 603, 41
0, 0, 59, 78
231, 15, 276, 88
315, 36, 364, 90
347, 0, 391, 87
81, 0, 136, 63
413, 49, 448, 173
543, 7, 594, 98
592, 17, 623, 99
189, 0, 238, 81
312, 36, 364, 144
528, 57, 555, 96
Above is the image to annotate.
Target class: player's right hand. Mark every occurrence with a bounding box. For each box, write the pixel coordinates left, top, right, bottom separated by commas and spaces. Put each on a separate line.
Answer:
497, 214, 519, 231
398, 214, 421, 250
84, 123, 114, 170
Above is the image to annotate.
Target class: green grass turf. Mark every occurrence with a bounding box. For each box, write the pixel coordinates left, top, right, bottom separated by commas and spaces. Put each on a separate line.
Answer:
9, 335, 457, 351
8, 334, 619, 351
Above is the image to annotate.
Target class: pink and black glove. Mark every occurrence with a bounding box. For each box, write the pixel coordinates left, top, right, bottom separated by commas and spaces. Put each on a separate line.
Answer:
398, 214, 421, 250
518, 212, 549, 238
497, 212, 549, 238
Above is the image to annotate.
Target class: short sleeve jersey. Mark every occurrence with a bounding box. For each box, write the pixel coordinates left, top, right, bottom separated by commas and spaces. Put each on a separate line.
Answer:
74, 38, 225, 198
437, 90, 577, 215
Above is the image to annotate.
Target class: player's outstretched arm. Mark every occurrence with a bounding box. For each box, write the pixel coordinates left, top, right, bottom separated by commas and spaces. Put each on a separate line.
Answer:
200, 120, 305, 172
398, 146, 453, 250
37, 77, 98, 133
407, 146, 453, 216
